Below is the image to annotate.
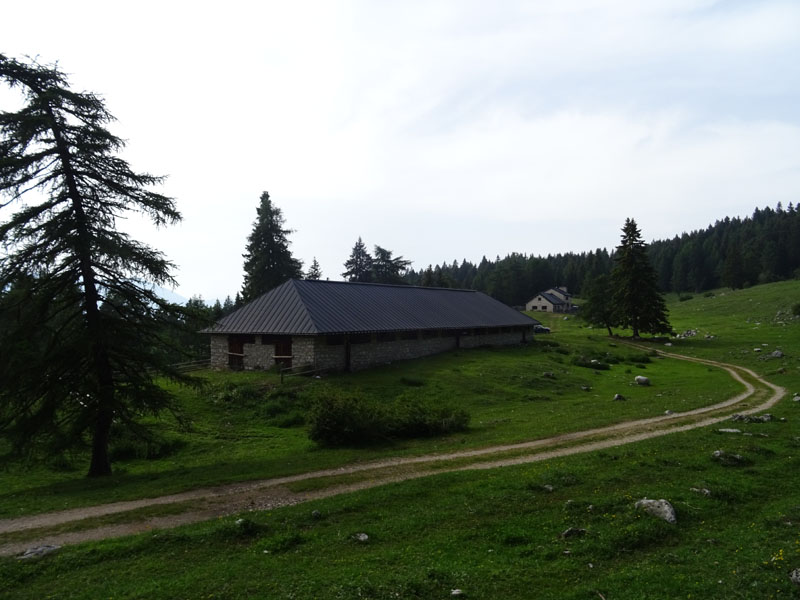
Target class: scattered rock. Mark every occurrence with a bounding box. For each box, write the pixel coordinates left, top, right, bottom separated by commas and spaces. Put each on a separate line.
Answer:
561, 527, 588, 539
790, 568, 800, 587
543, 371, 555, 379
613, 394, 626, 401
542, 484, 554, 493
717, 428, 741, 434
581, 385, 592, 391
753, 348, 762, 353
634, 375, 650, 386
17, 545, 60, 560
731, 413, 773, 423
690, 487, 712, 497
451, 590, 464, 596
664, 343, 673, 347
635, 498, 677, 524
712, 450, 747, 466
312, 510, 322, 519
664, 410, 674, 415
769, 350, 784, 358
353, 533, 369, 543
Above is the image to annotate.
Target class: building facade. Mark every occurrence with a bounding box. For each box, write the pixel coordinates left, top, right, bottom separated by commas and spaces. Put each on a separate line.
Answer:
206, 279, 539, 372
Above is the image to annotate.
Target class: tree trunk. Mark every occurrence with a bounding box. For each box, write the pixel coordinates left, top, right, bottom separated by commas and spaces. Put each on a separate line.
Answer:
88, 407, 114, 477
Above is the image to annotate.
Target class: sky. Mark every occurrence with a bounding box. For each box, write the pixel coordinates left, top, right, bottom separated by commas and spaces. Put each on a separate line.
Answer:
2, 0, 799, 303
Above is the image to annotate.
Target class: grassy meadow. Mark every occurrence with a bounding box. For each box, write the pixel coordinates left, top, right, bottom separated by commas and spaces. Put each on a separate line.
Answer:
2, 280, 800, 599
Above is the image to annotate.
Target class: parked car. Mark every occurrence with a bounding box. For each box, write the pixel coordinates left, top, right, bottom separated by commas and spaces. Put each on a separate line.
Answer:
534, 324, 551, 334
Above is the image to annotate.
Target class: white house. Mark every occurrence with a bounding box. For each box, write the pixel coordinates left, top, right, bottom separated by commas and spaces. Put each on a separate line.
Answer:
525, 287, 573, 313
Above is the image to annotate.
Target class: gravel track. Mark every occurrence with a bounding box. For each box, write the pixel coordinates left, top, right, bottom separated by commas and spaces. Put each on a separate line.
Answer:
0, 349, 786, 557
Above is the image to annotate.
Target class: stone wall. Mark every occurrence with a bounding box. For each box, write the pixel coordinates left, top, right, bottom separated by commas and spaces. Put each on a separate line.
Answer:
243, 341, 275, 370
348, 335, 457, 371
211, 327, 531, 372
210, 335, 228, 368
460, 330, 527, 349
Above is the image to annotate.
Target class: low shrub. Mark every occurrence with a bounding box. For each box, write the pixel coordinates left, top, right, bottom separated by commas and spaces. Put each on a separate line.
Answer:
571, 355, 611, 370
792, 302, 800, 317
109, 424, 184, 461
678, 294, 693, 302
308, 390, 469, 447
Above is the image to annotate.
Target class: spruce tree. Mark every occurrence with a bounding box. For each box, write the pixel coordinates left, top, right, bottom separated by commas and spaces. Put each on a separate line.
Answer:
0, 54, 189, 476
342, 237, 373, 282
305, 257, 322, 280
611, 218, 671, 338
240, 192, 302, 302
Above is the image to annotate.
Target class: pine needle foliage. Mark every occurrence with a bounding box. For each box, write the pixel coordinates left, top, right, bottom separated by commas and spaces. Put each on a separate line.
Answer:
0, 54, 191, 477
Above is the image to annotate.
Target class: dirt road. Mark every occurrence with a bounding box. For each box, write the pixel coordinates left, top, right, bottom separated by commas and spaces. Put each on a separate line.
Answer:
0, 350, 786, 557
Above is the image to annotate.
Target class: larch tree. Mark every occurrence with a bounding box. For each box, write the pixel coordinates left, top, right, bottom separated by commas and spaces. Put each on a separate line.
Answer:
0, 54, 190, 476
240, 191, 302, 302
342, 237, 373, 282
611, 218, 671, 338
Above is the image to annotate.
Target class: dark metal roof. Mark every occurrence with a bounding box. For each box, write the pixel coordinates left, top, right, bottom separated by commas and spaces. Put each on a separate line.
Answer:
207, 279, 539, 335
535, 291, 567, 305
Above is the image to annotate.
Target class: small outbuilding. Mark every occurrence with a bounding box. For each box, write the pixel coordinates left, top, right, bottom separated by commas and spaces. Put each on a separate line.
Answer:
205, 279, 540, 372
525, 287, 574, 313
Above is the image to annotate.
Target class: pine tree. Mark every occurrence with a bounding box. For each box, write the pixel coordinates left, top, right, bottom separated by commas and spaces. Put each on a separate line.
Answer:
240, 192, 302, 302
342, 237, 373, 282
611, 219, 671, 338
0, 54, 190, 476
371, 245, 411, 284
305, 257, 322, 280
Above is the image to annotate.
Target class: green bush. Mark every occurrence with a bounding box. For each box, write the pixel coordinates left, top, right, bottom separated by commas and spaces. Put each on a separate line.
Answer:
678, 294, 693, 302
792, 302, 800, 317
571, 355, 611, 370
308, 390, 469, 447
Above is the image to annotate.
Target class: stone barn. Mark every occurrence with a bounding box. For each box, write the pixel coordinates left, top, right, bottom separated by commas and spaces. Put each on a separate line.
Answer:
206, 279, 540, 372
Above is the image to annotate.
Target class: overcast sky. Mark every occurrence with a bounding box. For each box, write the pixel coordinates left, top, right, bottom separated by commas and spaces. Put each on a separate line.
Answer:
3, 0, 799, 302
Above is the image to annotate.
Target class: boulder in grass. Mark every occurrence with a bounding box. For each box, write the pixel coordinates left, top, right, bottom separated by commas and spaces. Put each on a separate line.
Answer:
634, 376, 650, 386
634, 498, 677, 524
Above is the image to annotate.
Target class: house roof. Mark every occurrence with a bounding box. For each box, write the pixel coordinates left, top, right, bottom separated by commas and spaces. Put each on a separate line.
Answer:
207, 279, 539, 335
533, 291, 567, 306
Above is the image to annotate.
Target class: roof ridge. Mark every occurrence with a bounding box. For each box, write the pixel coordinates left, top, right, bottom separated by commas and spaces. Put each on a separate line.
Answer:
294, 279, 476, 293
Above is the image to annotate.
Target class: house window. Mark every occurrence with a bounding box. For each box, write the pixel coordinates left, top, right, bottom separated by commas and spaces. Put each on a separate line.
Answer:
326, 335, 344, 346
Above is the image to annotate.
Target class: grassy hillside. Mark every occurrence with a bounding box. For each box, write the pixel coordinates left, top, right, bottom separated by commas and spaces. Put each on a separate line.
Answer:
1, 325, 740, 518
2, 280, 799, 599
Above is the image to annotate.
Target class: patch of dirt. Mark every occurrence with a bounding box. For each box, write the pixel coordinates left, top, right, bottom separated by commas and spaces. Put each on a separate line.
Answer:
0, 351, 786, 557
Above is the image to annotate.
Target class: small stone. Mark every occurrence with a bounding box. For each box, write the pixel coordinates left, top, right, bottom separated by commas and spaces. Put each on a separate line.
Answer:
312, 510, 322, 519
634, 375, 650, 386
690, 487, 712, 497
712, 450, 747, 465
561, 527, 588, 538
543, 371, 555, 378
664, 342, 672, 347
717, 428, 741, 434
581, 385, 591, 391
353, 533, 369, 542
753, 348, 762, 353
770, 350, 784, 358
451, 590, 464, 596
664, 410, 674, 415
790, 568, 800, 587
17, 545, 60, 560
635, 498, 677, 524
613, 393, 626, 401
542, 484, 554, 493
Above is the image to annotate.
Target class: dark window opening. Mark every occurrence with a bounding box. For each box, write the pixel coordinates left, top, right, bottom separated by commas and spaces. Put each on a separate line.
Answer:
377, 332, 396, 343
350, 333, 372, 344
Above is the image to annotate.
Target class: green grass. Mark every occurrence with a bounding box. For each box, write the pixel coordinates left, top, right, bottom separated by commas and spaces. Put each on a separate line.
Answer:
0, 327, 741, 519
2, 399, 798, 599
2, 280, 799, 599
